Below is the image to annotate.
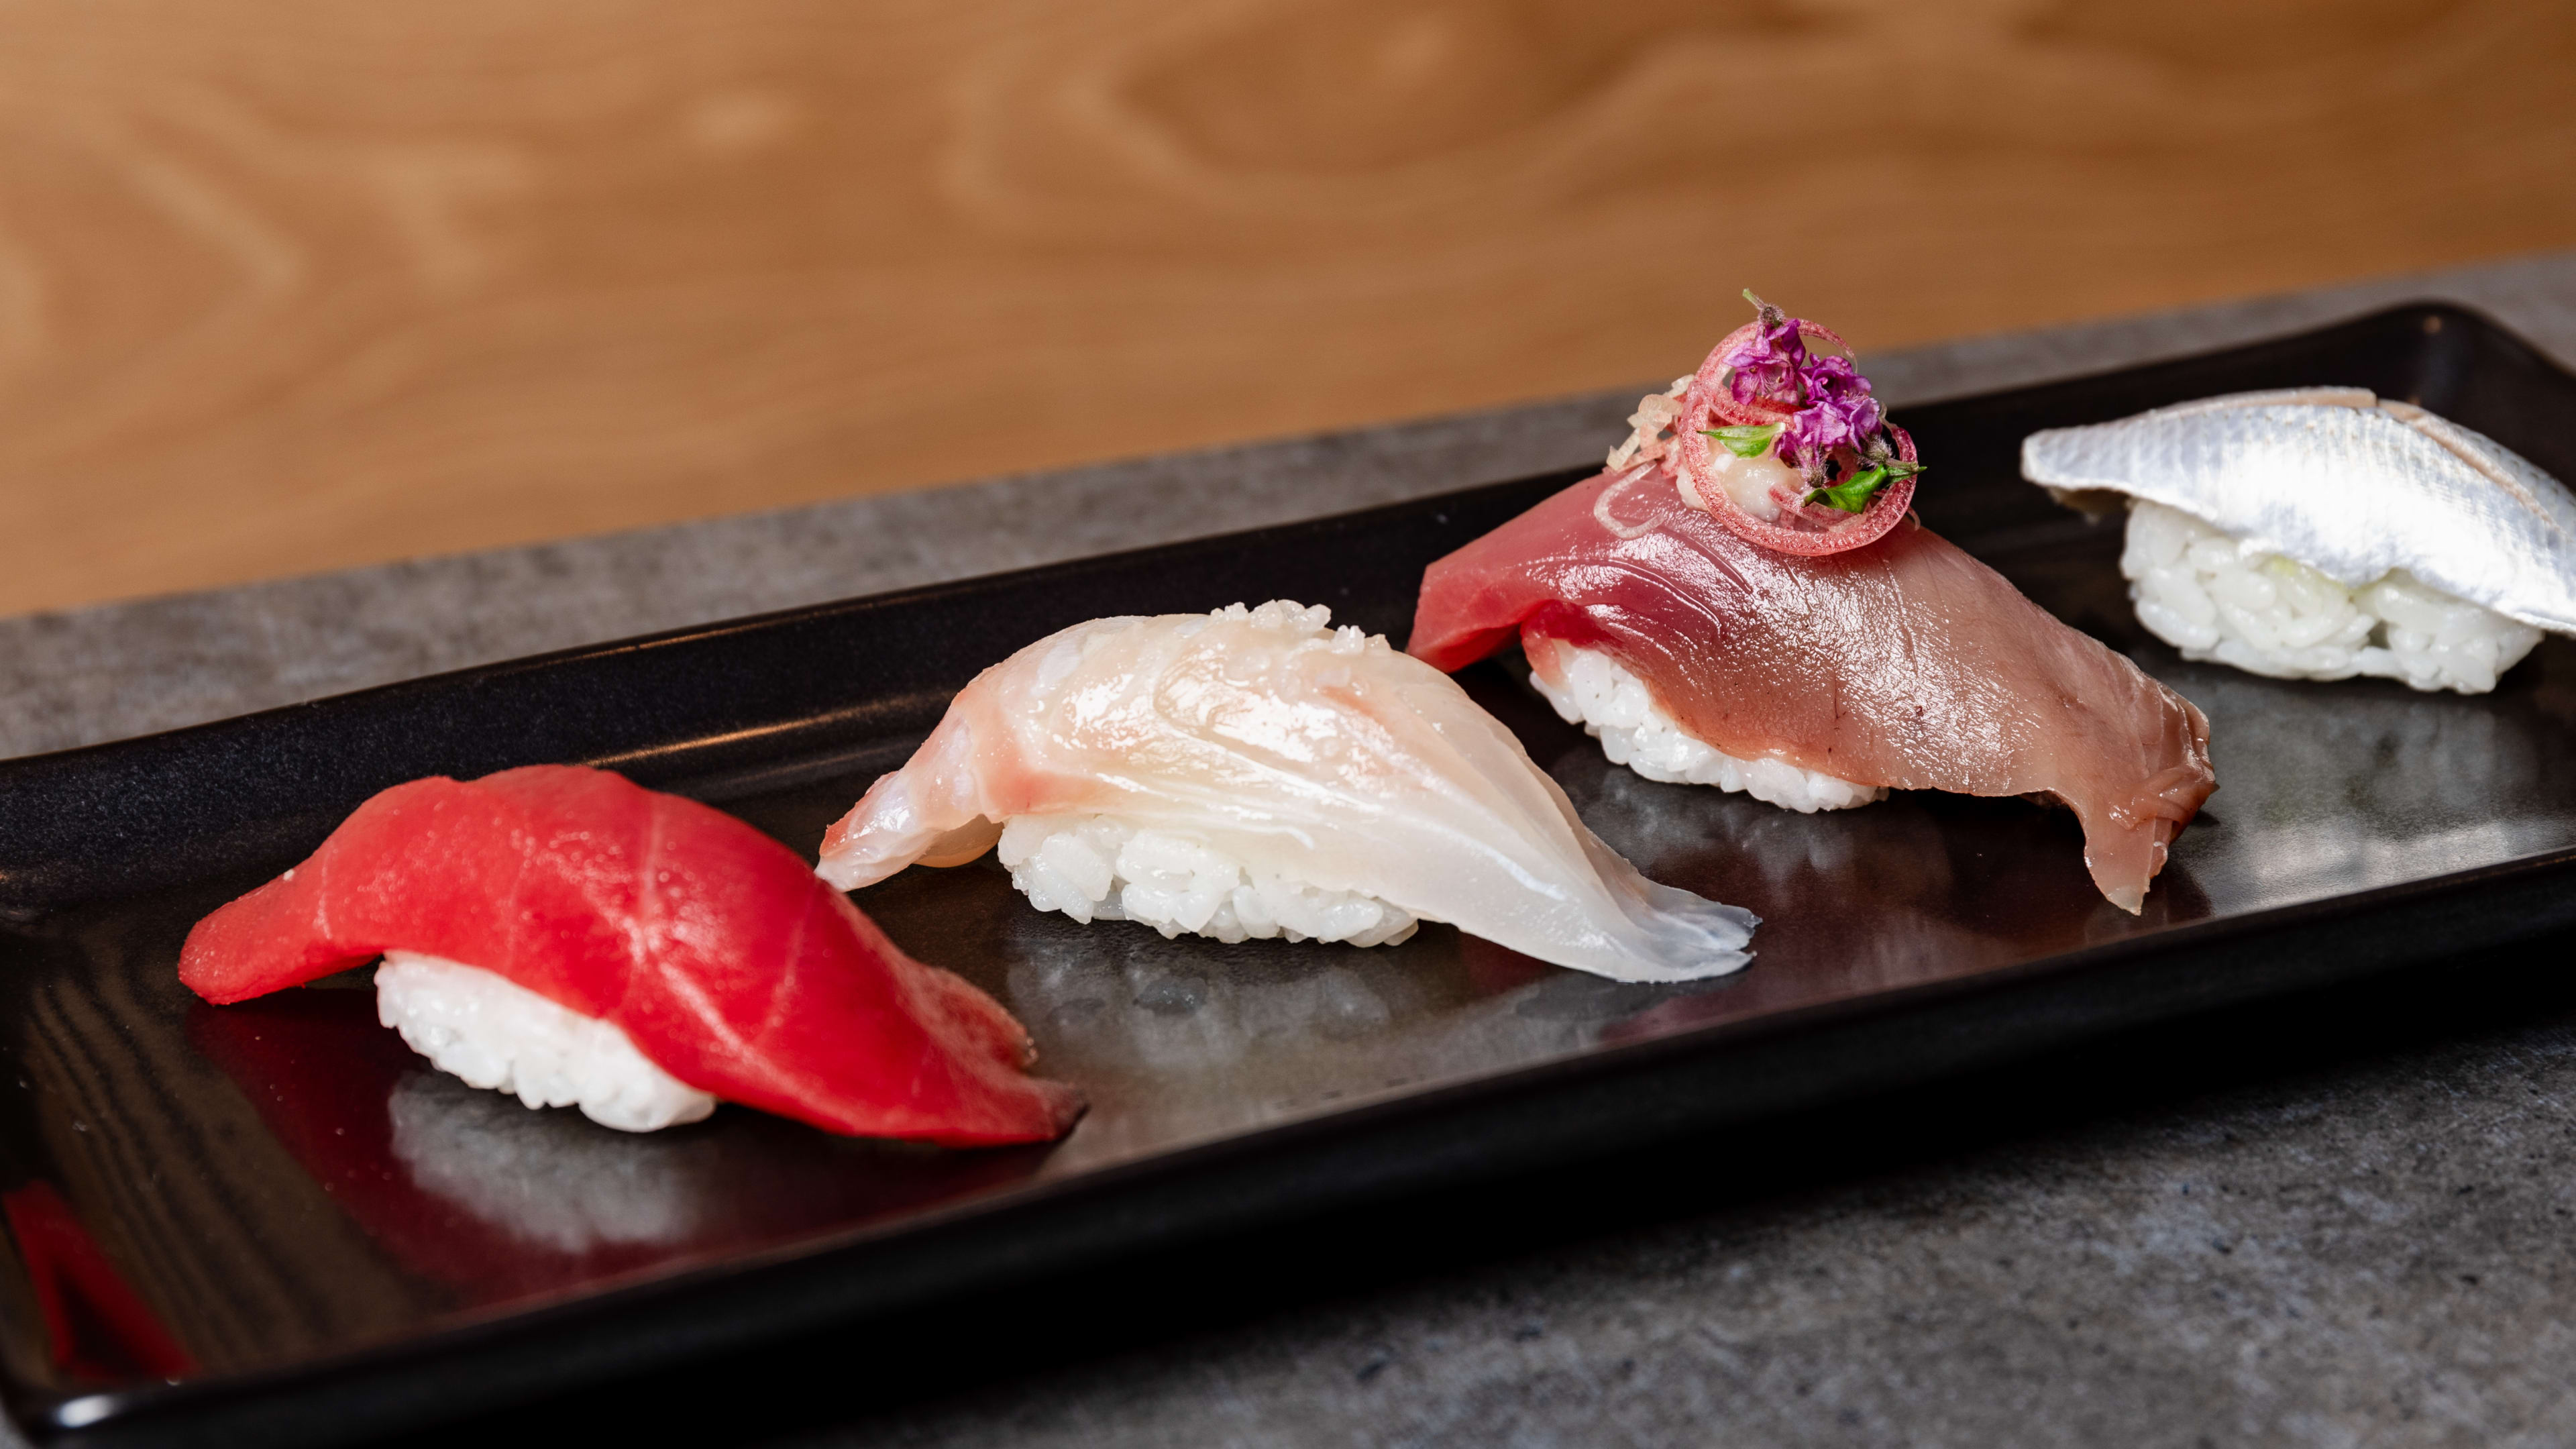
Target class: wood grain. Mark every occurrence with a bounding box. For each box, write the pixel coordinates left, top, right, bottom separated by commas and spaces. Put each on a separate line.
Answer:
1, 0, 2570, 616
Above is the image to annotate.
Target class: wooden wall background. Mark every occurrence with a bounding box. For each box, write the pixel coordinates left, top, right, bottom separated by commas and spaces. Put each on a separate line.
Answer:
0, 0, 2569, 616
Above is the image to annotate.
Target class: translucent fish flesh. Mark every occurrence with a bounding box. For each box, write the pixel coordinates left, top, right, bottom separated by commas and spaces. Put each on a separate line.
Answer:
818, 601, 1757, 983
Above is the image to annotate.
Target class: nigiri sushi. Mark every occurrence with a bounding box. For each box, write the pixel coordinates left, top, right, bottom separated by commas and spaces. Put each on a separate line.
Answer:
2021, 388, 2576, 694
818, 600, 1756, 983
1407, 298, 2216, 914
180, 764, 1082, 1144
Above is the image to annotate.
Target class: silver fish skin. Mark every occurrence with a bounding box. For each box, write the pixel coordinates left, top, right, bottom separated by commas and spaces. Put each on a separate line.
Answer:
2021, 387, 2576, 634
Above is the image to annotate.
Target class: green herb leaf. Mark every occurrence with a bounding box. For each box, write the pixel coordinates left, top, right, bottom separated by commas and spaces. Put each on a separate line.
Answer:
1880, 460, 1926, 480
1703, 423, 1784, 459
1803, 466, 1888, 514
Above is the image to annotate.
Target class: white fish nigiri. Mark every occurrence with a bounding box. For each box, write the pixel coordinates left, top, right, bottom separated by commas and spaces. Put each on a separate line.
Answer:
818, 601, 1756, 983
2023, 388, 2576, 692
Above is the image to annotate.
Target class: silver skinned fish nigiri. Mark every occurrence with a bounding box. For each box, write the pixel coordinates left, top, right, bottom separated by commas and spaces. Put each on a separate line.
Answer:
2023, 388, 2576, 692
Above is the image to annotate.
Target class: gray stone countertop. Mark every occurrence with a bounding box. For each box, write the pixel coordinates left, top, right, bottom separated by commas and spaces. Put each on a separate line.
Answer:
9, 252, 2576, 1447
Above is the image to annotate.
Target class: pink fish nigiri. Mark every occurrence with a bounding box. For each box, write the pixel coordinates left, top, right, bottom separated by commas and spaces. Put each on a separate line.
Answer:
1408, 466, 2216, 912
180, 765, 1081, 1146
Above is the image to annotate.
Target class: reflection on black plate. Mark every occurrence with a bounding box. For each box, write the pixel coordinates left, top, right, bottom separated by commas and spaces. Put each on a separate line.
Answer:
0, 304, 2572, 1446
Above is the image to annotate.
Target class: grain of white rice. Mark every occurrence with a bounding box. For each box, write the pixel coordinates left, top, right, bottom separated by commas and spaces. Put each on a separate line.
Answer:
376, 952, 717, 1133
997, 814, 1419, 948
1523, 637, 1884, 812
2123, 499, 2541, 694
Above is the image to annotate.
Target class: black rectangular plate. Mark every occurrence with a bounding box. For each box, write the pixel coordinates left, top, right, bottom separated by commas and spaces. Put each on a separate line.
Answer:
1, 304, 2571, 1447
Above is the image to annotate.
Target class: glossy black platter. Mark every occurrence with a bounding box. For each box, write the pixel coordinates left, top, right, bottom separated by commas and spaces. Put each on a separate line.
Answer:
1, 304, 2571, 1447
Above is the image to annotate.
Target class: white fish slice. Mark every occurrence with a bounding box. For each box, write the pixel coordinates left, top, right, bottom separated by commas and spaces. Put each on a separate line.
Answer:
2021, 388, 2576, 635
818, 600, 1756, 983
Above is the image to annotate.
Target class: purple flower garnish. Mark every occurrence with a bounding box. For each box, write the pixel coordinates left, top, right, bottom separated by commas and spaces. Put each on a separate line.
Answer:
1779, 353, 1884, 464
1719, 292, 1807, 409
1712, 291, 1909, 499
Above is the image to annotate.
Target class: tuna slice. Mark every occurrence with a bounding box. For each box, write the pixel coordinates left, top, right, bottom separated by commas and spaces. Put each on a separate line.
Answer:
1407, 466, 2216, 912
180, 764, 1082, 1146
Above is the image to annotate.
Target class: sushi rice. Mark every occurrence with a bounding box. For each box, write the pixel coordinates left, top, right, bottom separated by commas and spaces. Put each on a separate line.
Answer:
999, 814, 1420, 947
2123, 500, 2541, 695
1523, 636, 1884, 812
376, 952, 717, 1133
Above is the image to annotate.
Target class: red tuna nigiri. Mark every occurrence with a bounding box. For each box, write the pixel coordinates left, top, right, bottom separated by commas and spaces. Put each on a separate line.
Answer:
180, 765, 1082, 1146
1408, 466, 2216, 912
